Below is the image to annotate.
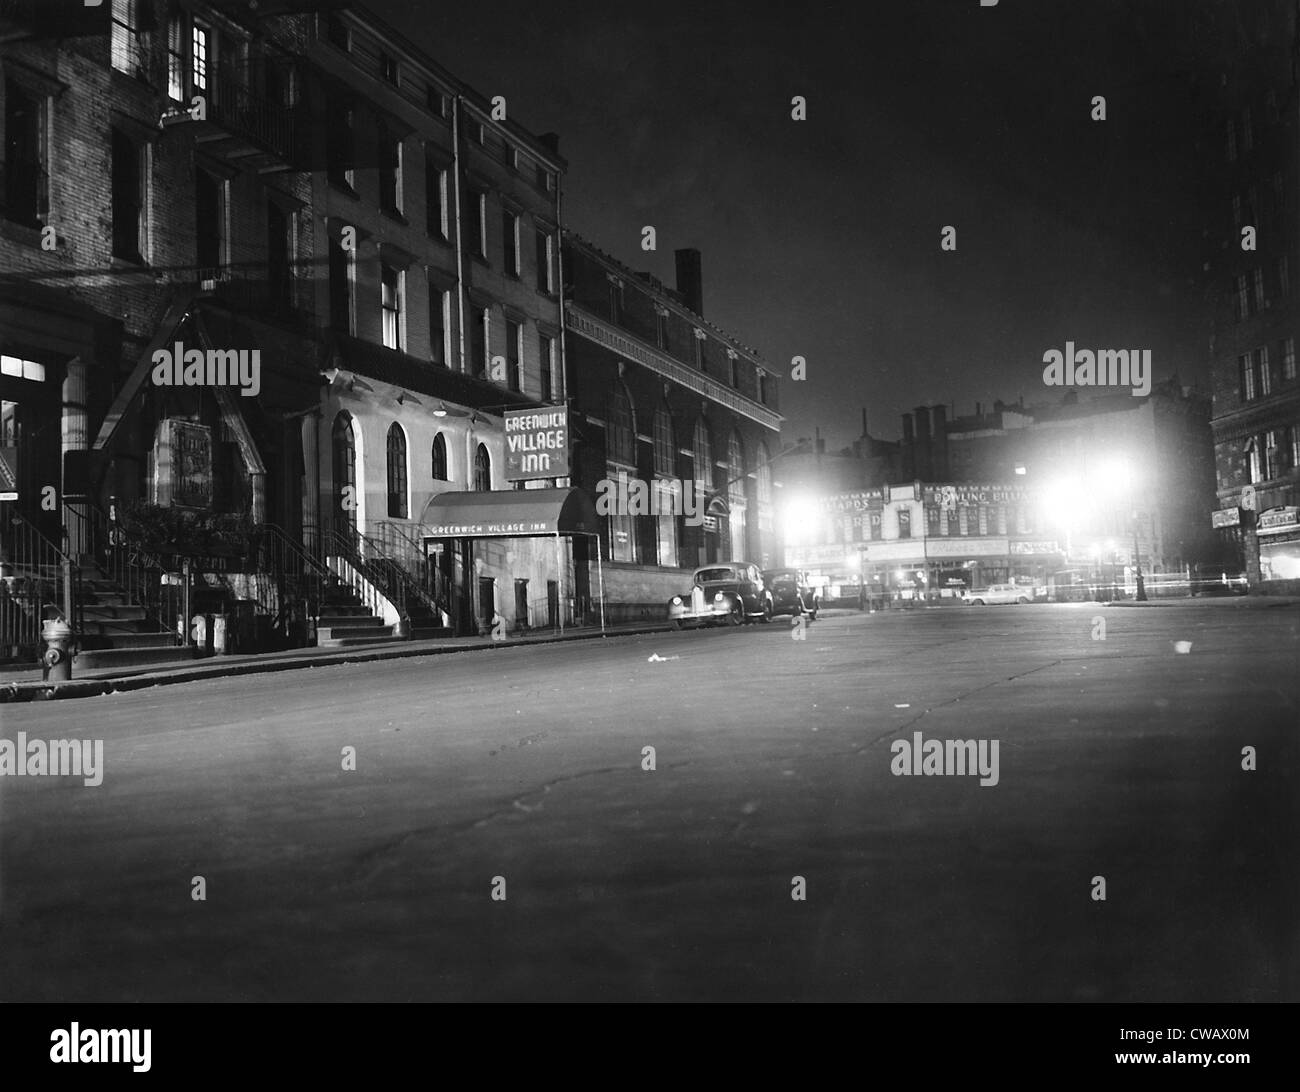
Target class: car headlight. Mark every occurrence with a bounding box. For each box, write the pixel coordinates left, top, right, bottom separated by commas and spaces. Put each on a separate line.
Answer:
714, 592, 724, 601
671, 596, 682, 605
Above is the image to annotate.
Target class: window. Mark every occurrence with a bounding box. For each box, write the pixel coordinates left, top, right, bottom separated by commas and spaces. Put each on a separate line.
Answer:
470, 306, 488, 375
1242, 107, 1254, 153
192, 22, 210, 92
428, 284, 448, 366
1240, 354, 1256, 401
653, 404, 675, 477
332, 412, 358, 532
3, 78, 47, 227
473, 444, 491, 491
1226, 118, 1237, 162
693, 328, 706, 369
379, 126, 403, 214
727, 351, 739, 388
431, 433, 448, 481
1258, 345, 1272, 396
328, 235, 353, 335
425, 85, 446, 115
167, 12, 185, 100
1247, 436, 1262, 483
111, 127, 145, 261
381, 264, 403, 351
1290, 424, 1300, 471
608, 278, 623, 323
426, 156, 448, 238
653, 478, 678, 566
380, 51, 398, 85
0, 356, 46, 382
325, 13, 350, 50
111, 0, 147, 78
607, 383, 635, 465
326, 94, 355, 188
535, 229, 554, 293
194, 169, 224, 271
655, 307, 670, 349
505, 319, 522, 390
727, 433, 746, 561
1264, 429, 1281, 480
1279, 256, 1290, 299
466, 190, 486, 258
693, 418, 713, 491
1232, 194, 1242, 227
503, 210, 520, 275
539, 333, 554, 399
1284, 337, 1296, 381
385, 424, 409, 518
1254, 267, 1266, 312
1235, 274, 1250, 321
758, 371, 769, 406
267, 202, 292, 309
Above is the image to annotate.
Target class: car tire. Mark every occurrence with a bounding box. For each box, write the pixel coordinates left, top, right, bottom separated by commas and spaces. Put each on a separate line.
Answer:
759, 598, 773, 623
1016, 596, 1029, 605
726, 602, 743, 626
669, 619, 683, 630
971, 599, 985, 606
809, 604, 818, 621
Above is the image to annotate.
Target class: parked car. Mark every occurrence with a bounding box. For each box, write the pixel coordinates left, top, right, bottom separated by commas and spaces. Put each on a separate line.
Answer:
964, 582, 1033, 606
667, 562, 774, 628
763, 567, 819, 620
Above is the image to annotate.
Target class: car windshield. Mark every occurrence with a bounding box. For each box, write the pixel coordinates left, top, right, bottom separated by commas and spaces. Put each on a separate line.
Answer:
695, 568, 737, 583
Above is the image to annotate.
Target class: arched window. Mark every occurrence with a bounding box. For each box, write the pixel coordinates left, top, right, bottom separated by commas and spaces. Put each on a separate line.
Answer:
473, 443, 491, 491
386, 423, 408, 518
728, 431, 746, 561
692, 417, 713, 492
331, 411, 357, 533
756, 441, 772, 506
431, 432, 448, 481
653, 402, 675, 477
607, 381, 635, 466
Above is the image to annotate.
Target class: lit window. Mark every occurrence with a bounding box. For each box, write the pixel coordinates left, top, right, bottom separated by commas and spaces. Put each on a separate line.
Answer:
381, 264, 403, 351
192, 23, 209, 92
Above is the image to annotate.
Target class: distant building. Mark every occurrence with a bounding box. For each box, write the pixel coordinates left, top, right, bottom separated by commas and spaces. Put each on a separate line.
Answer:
1204, 5, 1300, 590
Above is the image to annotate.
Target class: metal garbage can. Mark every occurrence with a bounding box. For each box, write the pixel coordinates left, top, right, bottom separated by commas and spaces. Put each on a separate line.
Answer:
41, 618, 73, 682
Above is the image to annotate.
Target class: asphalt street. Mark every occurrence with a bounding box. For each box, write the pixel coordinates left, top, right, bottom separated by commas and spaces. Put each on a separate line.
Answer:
0, 601, 1296, 1001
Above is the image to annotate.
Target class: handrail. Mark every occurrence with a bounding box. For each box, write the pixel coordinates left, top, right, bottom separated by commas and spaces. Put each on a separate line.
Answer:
1, 506, 81, 658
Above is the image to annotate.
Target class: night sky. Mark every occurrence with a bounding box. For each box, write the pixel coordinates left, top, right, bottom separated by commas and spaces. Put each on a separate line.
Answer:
368, 0, 1274, 450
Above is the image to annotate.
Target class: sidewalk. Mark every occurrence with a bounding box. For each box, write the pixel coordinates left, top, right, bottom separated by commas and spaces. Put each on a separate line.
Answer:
0, 618, 673, 704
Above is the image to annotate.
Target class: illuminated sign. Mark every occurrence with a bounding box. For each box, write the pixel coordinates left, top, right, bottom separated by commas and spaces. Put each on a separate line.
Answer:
504, 407, 569, 481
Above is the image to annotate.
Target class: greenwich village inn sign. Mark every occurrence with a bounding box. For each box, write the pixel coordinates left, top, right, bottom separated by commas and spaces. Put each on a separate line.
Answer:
504, 407, 570, 482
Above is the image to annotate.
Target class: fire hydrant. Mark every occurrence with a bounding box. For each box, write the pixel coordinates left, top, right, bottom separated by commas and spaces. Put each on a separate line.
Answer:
41, 618, 73, 682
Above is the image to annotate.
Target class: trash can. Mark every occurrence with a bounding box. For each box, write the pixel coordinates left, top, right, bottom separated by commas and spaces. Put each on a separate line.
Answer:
41, 618, 74, 682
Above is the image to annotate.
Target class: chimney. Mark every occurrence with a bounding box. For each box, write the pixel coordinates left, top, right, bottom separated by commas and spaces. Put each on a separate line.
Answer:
675, 248, 703, 316
913, 406, 932, 481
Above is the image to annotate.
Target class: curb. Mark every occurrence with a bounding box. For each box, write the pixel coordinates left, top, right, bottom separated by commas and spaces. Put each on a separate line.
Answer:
0, 622, 672, 704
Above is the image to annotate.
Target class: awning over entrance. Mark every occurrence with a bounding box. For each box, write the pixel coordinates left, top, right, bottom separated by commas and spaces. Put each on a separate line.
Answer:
423, 487, 599, 538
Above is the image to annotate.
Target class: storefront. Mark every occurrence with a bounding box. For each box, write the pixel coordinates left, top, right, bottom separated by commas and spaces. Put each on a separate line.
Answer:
1257, 507, 1300, 583
423, 487, 604, 636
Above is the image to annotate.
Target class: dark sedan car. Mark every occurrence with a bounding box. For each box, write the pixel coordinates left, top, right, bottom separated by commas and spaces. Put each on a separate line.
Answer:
763, 567, 819, 620
667, 562, 774, 628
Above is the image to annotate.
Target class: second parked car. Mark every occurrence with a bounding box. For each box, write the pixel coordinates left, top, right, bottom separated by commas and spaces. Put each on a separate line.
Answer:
763, 567, 819, 620
964, 583, 1032, 605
